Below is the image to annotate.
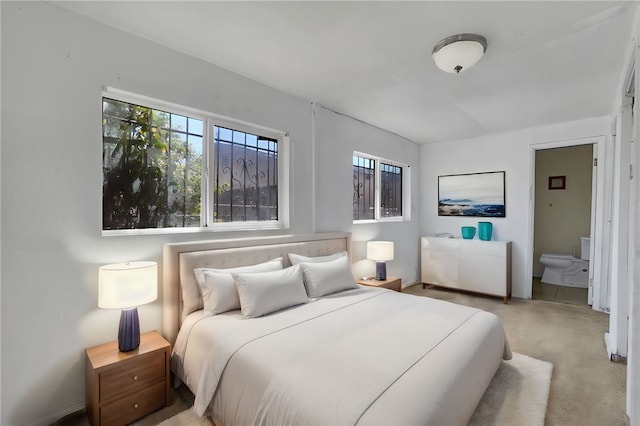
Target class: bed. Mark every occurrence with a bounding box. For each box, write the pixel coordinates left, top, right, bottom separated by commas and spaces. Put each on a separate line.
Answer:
163, 232, 512, 425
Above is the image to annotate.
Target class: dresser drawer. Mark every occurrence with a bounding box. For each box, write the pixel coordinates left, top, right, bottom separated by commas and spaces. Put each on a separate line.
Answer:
99, 352, 165, 402
100, 380, 166, 426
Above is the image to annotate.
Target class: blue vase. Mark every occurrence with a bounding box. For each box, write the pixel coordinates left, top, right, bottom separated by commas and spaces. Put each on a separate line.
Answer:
478, 222, 493, 241
461, 226, 476, 239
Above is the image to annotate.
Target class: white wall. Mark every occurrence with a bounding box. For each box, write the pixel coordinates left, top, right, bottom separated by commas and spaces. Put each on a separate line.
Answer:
0, 3, 423, 424
420, 117, 611, 299
313, 106, 421, 285
630, 107, 640, 423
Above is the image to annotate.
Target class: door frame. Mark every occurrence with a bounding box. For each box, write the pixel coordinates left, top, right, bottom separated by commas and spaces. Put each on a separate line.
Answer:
527, 136, 609, 310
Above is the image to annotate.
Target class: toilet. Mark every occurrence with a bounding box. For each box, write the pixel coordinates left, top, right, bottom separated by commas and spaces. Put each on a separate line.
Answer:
539, 236, 590, 288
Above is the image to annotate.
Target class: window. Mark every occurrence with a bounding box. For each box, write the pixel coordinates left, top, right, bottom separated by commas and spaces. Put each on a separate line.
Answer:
352, 156, 375, 220
380, 163, 402, 217
353, 153, 407, 222
213, 126, 278, 222
102, 89, 286, 233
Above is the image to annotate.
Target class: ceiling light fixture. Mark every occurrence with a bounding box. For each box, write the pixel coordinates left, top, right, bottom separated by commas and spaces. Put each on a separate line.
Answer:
432, 33, 487, 74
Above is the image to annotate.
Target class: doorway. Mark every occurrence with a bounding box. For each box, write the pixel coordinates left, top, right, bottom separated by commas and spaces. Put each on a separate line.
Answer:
531, 143, 598, 307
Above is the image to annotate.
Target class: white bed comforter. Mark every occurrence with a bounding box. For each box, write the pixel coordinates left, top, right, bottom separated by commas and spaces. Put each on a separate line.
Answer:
173, 287, 512, 425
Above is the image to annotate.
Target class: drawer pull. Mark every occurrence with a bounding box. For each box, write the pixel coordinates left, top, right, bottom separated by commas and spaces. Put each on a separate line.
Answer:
134, 403, 139, 409
133, 375, 138, 381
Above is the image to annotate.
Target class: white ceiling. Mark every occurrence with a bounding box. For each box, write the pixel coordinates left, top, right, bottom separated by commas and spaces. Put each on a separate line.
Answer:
56, 1, 637, 144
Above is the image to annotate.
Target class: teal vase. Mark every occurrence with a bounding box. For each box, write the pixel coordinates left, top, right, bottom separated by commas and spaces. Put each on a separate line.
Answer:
461, 226, 476, 239
478, 222, 493, 241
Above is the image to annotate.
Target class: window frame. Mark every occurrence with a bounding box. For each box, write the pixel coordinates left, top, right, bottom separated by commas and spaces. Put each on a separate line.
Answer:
352, 151, 410, 224
102, 87, 289, 236
352, 155, 377, 221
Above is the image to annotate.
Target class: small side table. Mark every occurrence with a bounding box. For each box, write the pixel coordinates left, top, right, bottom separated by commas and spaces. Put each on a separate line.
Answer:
357, 276, 402, 292
85, 330, 171, 426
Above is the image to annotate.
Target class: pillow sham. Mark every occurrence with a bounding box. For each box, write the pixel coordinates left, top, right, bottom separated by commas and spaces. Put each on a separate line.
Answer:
194, 257, 283, 315
299, 256, 358, 298
288, 251, 348, 265
233, 265, 309, 318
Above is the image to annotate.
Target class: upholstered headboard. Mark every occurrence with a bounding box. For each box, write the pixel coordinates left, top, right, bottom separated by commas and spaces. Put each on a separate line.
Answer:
162, 233, 351, 345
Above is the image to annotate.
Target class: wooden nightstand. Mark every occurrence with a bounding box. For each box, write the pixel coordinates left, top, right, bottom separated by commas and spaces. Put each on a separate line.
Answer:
357, 277, 402, 292
85, 330, 171, 426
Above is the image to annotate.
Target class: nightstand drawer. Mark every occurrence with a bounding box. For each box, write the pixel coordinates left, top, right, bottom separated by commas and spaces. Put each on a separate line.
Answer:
100, 352, 165, 402
100, 381, 166, 426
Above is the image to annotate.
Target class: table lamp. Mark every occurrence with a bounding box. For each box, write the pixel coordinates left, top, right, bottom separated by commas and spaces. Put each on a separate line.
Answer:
367, 241, 394, 281
98, 261, 157, 352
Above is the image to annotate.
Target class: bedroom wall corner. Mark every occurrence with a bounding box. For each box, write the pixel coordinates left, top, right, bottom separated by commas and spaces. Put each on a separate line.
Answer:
312, 106, 421, 286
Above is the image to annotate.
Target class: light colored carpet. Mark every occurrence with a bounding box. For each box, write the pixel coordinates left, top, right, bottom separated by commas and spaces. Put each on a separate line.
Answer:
405, 284, 629, 425
157, 409, 213, 426
157, 352, 552, 426
469, 352, 553, 426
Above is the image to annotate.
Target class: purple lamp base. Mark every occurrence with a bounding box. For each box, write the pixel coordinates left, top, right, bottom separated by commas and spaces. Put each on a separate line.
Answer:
118, 307, 140, 352
375, 261, 387, 281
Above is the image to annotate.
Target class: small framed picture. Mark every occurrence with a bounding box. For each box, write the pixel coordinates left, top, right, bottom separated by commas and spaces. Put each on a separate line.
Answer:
548, 176, 566, 190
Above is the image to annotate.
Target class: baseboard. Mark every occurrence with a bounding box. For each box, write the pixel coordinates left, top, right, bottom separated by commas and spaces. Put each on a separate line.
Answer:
35, 402, 85, 426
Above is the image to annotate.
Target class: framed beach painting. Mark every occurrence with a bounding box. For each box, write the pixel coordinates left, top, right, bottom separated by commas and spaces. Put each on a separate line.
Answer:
438, 171, 506, 217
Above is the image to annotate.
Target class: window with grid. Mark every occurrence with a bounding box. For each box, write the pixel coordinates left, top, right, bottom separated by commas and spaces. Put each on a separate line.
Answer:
102, 98, 203, 230
353, 153, 406, 222
102, 90, 285, 233
213, 126, 278, 222
353, 156, 376, 220
381, 163, 402, 217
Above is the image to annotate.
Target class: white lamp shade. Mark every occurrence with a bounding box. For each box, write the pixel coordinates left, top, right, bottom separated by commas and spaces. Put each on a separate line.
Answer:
432, 34, 487, 74
98, 261, 158, 309
367, 241, 394, 262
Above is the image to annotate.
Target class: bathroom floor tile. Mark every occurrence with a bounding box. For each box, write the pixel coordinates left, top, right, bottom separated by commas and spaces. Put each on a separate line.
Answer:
532, 277, 588, 306
535, 283, 558, 300
555, 285, 588, 305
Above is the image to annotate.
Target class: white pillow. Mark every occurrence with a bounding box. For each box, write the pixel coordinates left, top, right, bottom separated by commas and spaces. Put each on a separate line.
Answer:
194, 258, 283, 315
288, 251, 348, 265
233, 265, 309, 318
299, 256, 358, 298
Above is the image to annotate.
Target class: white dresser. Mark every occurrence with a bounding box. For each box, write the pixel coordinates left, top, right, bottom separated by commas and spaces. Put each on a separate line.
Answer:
421, 236, 512, 303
